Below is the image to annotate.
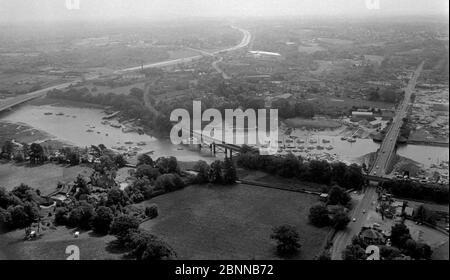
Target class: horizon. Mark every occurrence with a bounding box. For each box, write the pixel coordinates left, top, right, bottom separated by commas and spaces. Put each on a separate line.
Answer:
0, 0, 448, 24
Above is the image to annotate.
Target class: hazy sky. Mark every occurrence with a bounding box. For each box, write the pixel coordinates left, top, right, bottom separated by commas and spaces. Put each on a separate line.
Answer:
0, 0, 448, 22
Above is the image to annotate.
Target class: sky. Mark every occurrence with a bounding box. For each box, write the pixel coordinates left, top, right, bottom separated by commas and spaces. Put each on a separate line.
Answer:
0, 0, 448, 22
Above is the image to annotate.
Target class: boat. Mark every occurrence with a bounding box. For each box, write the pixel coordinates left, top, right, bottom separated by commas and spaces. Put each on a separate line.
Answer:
86, 129, 94, 133
124, 141, 134, 145
341, 137, 347, 141
326, 145, 334, 150
56, 113, 64, 116
322, 139, 330, 143
137, 141, 147, 146
316, 145, 324, 150
110, 124, 122, 129
348, 138, 356, 143
44, 112, 53, 116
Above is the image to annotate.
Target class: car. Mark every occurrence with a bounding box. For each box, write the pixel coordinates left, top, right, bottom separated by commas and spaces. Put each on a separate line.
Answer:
352, 218, 356, 222
362, 209, 366, 214
376, 165, 379, 169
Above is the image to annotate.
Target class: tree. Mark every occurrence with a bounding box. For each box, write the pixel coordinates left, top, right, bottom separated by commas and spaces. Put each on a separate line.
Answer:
327, 186, 351, 206
54, 207, 69, 225
29, 143, 44, 164
271, 225, 301, 256
109, 215, 140, 244
380, 246, 401, 260
114, 155, 127, 168
391, 223, 411, 248
137, 154, 154, 167
145, 204, 158, 219
68, 202, 95, 230
193, 161, 210, 184
222, 158, 237, 185
208, 161, 223, 184
344, 164, 365, 190
308, 204, 331, 227
331, 210, 351, 230
342, 244, 366, 260
1, 140, 15, 159
331, 162, 347, 187
11, 184, 36, 203
135, 164, 160, 181
0, 208, 12, 231
106, 188, 130, 208
91, 206, 114, 234
156, 157, 179, 174
8, 203, 38, 229
142, 240, 176, 260
155, 174, 185, 192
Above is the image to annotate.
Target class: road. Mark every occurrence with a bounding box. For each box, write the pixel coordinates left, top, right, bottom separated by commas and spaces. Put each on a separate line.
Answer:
370, 62, 424, 177
331, 186, 378, 260
0, 25, 251, 113
212, 57, 232, 80
0, 81, 80, 113
118, 25, 251, 74
331, 62, 425, 260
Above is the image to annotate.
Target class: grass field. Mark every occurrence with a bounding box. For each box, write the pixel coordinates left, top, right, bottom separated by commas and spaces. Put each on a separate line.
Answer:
0, 163, 92, 195
138, 184, 329, 260
0, 227, 119, 260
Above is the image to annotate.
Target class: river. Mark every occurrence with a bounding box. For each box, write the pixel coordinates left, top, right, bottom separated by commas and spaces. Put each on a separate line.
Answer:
1, 104, 447, 168
1, 104, 218, 163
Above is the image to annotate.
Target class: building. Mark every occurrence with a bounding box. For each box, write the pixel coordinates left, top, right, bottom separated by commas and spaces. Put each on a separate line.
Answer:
352, 111, 374, 120
359, 227, 386, 245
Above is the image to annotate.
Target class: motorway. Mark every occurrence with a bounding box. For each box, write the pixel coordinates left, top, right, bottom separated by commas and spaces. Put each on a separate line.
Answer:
0, 81, 80, 113
331, 62, 425, 260
117, 25, 251, 73
370, 62, 424, 177
0, 26, 251, 113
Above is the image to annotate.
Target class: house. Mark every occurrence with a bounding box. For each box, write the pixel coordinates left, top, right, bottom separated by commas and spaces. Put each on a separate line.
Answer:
359, 227, 386, 245
404, 207, 414, 217
352, 111, 374, 120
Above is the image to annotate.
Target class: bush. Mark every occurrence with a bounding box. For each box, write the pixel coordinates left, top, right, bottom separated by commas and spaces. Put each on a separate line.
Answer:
54, 207, 69, 225
308, 204, 331, 227
109, 215, 140, 244
68, 202, 95, 230
145, 204, 158, 219
91, 206, 114, 234
270, 225, 301, 257
155, 174, 185, 192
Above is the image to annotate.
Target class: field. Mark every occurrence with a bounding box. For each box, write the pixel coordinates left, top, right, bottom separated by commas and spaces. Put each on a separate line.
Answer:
138, 184, 329, 260
0, 163, 92, 195
0, 227, 119, 260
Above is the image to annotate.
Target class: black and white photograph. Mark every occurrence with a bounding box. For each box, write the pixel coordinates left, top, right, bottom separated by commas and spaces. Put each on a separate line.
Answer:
0, 0, 448, 267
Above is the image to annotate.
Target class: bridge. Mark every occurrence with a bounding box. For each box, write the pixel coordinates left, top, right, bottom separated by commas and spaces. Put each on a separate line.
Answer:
0, 81, 79, 114
369, 62, 424, 178
181, 128, 243, 158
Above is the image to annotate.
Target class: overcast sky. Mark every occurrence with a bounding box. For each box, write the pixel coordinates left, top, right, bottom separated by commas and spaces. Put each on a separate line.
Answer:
0, 0, 448, 22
